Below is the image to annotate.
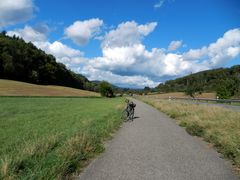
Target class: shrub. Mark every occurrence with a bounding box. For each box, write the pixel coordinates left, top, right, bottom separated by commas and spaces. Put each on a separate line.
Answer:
99, 81, 114, 97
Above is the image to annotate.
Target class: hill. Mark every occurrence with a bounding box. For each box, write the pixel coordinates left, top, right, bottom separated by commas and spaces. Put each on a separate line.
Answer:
146, 92, 216, 99
0, 79, 99, 96
156, 65, 240, 99
0, 31, 98, 91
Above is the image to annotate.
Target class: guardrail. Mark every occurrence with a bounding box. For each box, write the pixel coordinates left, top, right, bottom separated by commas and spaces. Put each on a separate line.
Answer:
168, 97, 240, 104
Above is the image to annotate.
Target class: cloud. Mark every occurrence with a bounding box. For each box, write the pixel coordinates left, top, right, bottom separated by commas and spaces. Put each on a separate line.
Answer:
37, 41, 83, 59
183, 28, 240, 67
33, 41, 85, 67
227, 47, 240, 58
64, 18, 103, 46
154, 0, 175, 9
81, 27, 240, 88
6, 23, 240, 88
33, 23, 50, 34
168, 40, 183, 51
0, 0, 34, 27
80, 65, 160, 88
102, 21, 157, 48
7, 25, 47, 42
154, 0, 165, 8
7, 25, 84, 67
182, 47, 208, 60
88, 44, 202, 79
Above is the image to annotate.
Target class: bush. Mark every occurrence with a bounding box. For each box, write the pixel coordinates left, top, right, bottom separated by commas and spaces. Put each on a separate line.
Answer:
99, 81, 114, 97
185, 85, 203, 98
216, 86, 231, 99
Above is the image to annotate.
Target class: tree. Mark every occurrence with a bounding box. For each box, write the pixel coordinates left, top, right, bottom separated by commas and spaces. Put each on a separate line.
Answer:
144, 86, 151, 95
29, 70, 39, 83
1, 52, 14, 75
1, 30, 7, 36
99, 81, 114, 97
216, 85, 231, 99
185, 84, 203, 98
216, 79, 238, 99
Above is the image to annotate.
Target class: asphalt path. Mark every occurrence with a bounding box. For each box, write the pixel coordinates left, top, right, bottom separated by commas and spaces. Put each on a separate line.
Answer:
79, 99, 238, 180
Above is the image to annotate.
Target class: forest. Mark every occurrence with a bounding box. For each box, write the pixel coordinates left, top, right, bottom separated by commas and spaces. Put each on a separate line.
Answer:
156, 65, 240, 99
0, 31, 98, 91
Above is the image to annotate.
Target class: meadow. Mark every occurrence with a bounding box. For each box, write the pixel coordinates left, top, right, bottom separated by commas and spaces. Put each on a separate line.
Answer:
0, 97, 124, 179
138, 96, 240, 174
0, 79, 99, 96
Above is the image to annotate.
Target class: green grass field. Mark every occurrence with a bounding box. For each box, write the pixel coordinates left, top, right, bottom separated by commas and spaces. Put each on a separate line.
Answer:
0, 97, 124, 179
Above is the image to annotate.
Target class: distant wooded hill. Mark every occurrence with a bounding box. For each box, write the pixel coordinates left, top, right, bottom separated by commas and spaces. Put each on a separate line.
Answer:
0, 31, 98, 91
156, 65, 240, 98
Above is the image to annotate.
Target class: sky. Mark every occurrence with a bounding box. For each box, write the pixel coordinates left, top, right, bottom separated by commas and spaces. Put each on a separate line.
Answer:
0, 0, 240, 88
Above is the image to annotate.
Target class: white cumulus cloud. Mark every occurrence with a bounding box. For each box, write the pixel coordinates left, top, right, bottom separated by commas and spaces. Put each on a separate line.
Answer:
7, 25, 85, 67
7, 25, 47, 42
183, 28, 240, 67
102, 21, 157, 48
80, 27, 240, 88
64, 18, 103, 46
0, 0, 34, 27
80, 65, 160, 88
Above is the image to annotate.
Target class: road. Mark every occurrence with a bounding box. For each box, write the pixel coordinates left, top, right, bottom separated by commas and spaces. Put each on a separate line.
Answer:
79, 99, 238, 180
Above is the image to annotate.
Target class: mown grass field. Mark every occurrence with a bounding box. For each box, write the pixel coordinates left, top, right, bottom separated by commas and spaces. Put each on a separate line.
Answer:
138, 96, 240, 174
0, 79, 99, 96
0, 97, 124, 179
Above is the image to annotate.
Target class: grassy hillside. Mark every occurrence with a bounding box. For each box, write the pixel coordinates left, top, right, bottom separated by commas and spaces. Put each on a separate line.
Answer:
146, 92, 216, 99
156, 65, 240, 99
0, 79, 99, 96
0, 97, 124, 179
138, 96, 240, 174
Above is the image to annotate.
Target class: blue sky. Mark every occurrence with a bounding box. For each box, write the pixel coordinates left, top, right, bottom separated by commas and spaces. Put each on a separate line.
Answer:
1, 0, 240, 88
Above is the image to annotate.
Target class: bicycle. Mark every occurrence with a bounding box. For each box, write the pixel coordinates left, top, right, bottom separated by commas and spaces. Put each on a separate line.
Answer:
121, 100, 135, 122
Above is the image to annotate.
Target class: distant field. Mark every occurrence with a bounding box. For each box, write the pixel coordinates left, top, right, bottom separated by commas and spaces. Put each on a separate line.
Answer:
138, 96, 240, 174
146, 92, 216, 99
0, 79, 99, 96
0, 97, 124, 179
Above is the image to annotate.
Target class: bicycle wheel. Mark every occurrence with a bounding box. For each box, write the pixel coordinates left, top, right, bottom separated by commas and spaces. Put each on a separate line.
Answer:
129, 109, 134, 121
121, 109, 129, 121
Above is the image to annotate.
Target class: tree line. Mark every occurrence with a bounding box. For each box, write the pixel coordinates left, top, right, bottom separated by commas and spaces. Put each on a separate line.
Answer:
0, 31, 99, 92
156, 66, 240, 99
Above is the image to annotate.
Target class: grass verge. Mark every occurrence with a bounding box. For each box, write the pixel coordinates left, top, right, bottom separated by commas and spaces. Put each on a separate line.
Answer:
0, 97, 124, 179
137, 96, 240, 174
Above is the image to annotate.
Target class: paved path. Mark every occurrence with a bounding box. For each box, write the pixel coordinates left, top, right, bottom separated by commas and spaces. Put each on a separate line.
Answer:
79, 99, 238, 180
